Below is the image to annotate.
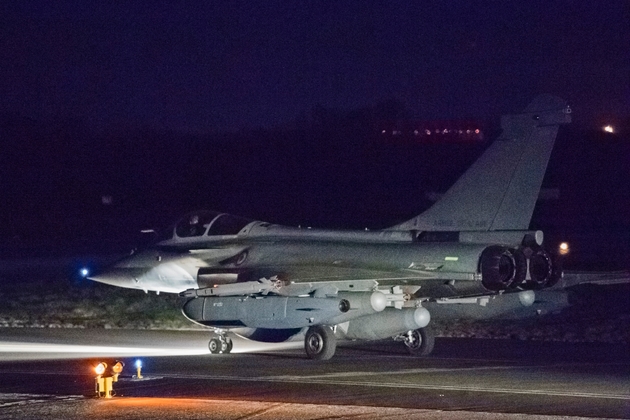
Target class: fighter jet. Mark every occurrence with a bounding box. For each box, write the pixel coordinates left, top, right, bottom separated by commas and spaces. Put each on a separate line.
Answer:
90, 95, 572, 360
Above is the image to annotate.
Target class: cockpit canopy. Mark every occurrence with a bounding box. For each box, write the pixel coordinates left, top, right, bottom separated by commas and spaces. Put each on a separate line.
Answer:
162, 210, 252, 240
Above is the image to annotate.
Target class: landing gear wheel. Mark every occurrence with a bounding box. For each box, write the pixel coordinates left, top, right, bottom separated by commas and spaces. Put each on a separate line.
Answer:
222, 337, 233, 354
305, 325, 336, 360
208, 338, 222, 354
403, 327, 435, 357
209, 336, 233, 354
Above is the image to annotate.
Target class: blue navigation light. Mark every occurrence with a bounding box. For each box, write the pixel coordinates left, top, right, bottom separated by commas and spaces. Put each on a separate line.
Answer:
80, 268, 90, 278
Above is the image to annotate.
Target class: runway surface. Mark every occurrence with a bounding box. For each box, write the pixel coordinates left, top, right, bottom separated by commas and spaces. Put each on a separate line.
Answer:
0, 329, 628, 419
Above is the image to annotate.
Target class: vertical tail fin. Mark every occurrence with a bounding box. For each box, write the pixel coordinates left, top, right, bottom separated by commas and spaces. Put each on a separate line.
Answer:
391, 95, 571, 231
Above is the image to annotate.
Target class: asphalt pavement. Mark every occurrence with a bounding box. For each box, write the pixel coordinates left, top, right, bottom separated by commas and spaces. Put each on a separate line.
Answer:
0, 329, 628, 419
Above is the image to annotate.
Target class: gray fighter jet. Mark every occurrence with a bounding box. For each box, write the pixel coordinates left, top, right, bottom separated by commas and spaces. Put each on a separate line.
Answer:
90, 95, 572, 360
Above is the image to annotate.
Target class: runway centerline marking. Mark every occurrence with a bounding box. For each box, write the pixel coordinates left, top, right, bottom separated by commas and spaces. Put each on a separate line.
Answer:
158, 373, 630, 401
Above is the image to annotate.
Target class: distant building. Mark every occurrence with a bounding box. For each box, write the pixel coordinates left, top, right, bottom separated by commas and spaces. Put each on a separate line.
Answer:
378, 120, 487, 143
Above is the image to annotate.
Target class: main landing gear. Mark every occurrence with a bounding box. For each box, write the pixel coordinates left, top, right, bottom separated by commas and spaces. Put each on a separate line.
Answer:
398, 326, 435, 357
208, 333, 233, 355
304, 325, 336, 360
303, 325, 434, 360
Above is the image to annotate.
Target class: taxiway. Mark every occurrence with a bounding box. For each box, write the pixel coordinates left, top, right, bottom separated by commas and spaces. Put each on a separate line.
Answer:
0, 329, 628, 419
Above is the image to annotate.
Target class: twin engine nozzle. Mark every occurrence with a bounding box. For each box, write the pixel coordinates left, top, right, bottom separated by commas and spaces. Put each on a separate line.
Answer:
480, 245, 560, 291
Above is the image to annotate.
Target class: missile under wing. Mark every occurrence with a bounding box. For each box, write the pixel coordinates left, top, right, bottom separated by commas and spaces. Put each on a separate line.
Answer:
90, 95, 572, 360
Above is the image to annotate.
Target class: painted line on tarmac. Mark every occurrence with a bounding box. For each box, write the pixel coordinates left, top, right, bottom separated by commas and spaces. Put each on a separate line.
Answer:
274, 365, 527, 379
158, 373, 630, 401
281, 360, 630, 379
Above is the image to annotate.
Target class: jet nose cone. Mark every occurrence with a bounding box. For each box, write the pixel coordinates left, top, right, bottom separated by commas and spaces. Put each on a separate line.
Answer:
88, 268, 138, 288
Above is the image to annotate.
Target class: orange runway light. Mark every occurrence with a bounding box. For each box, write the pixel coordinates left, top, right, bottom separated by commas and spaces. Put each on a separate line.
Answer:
112, 361, 124, 382
94, 362, 107, 376
94, 361, 124, 398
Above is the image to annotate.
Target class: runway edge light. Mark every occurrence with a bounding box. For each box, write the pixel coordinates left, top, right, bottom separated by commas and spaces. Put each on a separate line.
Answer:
133, 359, 143, 379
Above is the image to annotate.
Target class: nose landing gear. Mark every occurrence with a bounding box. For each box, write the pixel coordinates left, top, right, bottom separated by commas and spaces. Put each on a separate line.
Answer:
208, 333, 233, 354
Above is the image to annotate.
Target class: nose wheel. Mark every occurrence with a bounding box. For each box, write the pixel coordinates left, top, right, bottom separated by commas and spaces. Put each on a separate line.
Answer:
208, 335, 233, 354
399, 326, 435, 357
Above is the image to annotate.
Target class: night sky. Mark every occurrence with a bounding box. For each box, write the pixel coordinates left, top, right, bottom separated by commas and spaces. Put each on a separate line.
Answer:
1, 1, 630, 269
1, 1, 628, 133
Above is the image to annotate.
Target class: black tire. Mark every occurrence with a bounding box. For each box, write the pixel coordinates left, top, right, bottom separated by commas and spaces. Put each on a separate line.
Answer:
304, 325, 336, 360
404, 327, 435, 357
224, 338, 233, 354
208, 338, 222, 354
